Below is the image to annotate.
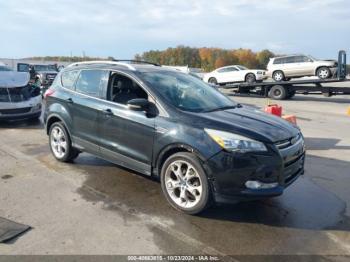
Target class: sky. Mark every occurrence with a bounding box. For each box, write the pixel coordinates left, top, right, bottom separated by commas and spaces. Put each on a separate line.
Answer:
0, 0, 349, 59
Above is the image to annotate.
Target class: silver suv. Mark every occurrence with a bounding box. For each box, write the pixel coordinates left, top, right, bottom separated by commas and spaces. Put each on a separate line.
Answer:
267, 55, 337, 81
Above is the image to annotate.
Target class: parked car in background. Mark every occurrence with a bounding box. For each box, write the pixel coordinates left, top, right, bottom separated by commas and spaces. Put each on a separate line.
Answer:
17, 63, 59, 88
0, 67, 42, 121
267, 54, 338, 81
203, 65, 267, 85
44, 61, 304, 215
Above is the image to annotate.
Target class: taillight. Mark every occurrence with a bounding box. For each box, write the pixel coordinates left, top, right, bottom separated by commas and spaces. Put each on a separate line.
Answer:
44, 88, 55, 98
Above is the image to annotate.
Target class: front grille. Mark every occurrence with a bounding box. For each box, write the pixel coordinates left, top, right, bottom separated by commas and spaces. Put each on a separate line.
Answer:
275, 133, 302, 150
0, 107, 32, 115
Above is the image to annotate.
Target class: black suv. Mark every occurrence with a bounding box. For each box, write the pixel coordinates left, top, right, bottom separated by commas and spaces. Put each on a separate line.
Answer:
44, 61, 305, 214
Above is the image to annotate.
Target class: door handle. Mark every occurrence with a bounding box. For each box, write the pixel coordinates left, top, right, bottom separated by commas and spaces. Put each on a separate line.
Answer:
66, 98, 73, 103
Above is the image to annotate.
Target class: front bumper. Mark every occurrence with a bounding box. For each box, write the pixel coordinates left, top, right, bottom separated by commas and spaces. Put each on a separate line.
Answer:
204, 138, 305, 204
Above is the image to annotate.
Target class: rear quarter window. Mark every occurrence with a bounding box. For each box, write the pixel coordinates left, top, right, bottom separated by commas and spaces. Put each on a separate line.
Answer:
273, 58, 282, 64
61, 70, 80, 90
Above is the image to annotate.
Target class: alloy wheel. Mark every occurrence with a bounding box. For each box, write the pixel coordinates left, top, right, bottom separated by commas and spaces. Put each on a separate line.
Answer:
164, 160, 203, 209
318, 68, 329, 79
273, 72, 284, 81
50, 126, 67, 159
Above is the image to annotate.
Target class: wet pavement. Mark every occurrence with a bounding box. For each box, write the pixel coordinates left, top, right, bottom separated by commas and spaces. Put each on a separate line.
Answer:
0, 94, 350, 257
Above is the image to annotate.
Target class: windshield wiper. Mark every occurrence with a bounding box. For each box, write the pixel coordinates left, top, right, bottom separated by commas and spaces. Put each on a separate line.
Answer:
205, 104, 242, 112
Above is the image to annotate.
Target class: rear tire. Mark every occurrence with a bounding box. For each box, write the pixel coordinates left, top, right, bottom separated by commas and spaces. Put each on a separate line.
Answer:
272, 71, 285, 82
208, 77, 218, 85
160, 152, 211, 215
268, 85, 287, 100
245, 73, 256, 83
317, 67, 331, 79
49, 122, 79, 162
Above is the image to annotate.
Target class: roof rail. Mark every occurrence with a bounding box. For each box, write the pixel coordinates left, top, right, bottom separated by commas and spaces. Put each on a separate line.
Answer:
112, 59, 160, 66
67, 60, 136, 70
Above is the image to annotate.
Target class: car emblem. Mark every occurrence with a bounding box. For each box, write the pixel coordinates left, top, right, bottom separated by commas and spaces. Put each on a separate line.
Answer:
291, 135, 299, 145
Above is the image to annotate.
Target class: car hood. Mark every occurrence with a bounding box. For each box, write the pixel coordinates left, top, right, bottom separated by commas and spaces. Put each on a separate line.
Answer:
0, 71, 30, 88
195, 106, 299, 143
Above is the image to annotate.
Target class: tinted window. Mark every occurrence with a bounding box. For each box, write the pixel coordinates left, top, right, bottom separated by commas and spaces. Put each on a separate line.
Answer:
34, 65, 57, 72
285, 56, 296, 63
139, 70, 236, 112
75, 70, 105, 97
18, 64, 29, 72
273, 58, 282, 64
61, 70, 80, 90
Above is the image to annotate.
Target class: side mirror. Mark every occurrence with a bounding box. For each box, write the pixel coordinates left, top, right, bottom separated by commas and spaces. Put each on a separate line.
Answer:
127, 98, 151, 111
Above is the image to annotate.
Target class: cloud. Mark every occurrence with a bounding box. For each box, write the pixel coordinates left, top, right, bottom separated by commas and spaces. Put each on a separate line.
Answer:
0, 0, 348, 58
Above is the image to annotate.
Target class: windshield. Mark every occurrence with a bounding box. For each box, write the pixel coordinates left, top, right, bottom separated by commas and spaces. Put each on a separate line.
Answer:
0, 65, 13, 71
34, 65, 57, 72
139, 70, 236, 112
236, 65, 248, 70
308, 55, 317, 61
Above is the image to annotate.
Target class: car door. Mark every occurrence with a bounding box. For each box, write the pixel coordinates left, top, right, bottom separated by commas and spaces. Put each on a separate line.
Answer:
69, 69, 109, 154
298, 55, 314, 76
217, 67, 240, 83
282, 56, 298, 77
98, 71, 155, 175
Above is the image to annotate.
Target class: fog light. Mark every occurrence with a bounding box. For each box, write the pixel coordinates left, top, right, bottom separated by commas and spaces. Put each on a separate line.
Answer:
245, 181, 278, 190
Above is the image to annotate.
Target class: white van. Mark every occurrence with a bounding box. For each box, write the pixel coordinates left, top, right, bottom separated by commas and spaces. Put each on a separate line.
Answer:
0, 65, 42, 121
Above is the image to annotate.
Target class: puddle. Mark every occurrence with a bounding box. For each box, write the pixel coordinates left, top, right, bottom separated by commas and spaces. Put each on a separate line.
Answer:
1, 175, 13, 180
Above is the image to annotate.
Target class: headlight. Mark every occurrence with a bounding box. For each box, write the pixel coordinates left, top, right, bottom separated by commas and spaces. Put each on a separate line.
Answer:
205, 129, 267, 152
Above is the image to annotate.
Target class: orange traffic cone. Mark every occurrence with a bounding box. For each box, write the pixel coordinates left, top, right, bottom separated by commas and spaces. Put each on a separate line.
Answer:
282, 115, 297, 125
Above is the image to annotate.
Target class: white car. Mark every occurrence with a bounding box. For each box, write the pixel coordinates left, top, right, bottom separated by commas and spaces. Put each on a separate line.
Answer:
203, 65, 267, 85
0, 65, 42, 121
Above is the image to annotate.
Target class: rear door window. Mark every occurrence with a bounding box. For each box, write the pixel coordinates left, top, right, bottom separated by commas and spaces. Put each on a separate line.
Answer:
61, 70, 80, 90
75, 70, 108, 97
285, 57, 295, 63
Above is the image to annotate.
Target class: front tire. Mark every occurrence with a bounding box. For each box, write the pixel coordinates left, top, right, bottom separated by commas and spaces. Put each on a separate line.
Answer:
245, 73, 256, 83
49, 122, 79, 162
208, 77, 218, 85
160, 152, 211, 215
317, 67, 331, 79
272, 71, 285, 82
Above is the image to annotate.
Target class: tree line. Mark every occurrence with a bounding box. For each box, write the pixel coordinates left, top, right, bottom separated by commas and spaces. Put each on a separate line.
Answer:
135, 46, 275, 71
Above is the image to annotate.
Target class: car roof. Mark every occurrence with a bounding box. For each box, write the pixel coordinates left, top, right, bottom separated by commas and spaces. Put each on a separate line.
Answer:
64, 61, 181, 74
272, 54, 306, 59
